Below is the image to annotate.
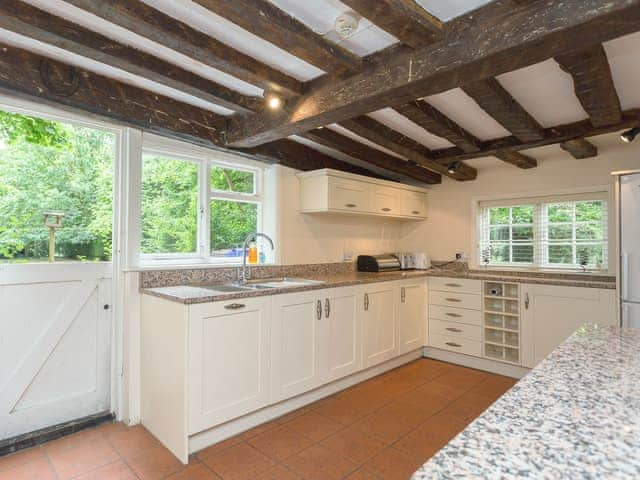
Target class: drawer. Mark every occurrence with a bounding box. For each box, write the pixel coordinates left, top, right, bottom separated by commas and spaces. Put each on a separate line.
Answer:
429, 291, 481, 310
429, 277, 481, 294
428, 304, 481, 326
429, 333, 482, 357
429, 318, 481, 341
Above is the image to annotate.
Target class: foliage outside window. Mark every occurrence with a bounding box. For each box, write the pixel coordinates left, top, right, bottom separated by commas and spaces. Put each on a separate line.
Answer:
0, 109, 114, 263
479, 197, 608, 270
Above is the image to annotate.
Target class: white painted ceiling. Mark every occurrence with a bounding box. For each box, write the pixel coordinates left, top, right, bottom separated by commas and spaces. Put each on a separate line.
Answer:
604, 31, 640, 110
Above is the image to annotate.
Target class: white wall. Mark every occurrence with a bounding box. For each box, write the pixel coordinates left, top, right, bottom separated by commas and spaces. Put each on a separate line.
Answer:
399, 133, 640, 264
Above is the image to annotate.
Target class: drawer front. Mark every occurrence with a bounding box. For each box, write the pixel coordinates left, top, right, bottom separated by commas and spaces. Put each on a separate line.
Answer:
429, 318, 481, 342
429, 333, 482, 357
429, 277, 481, 294
428, 304, 481, 326
429, 291, 481, 310
328, 177, 370, 212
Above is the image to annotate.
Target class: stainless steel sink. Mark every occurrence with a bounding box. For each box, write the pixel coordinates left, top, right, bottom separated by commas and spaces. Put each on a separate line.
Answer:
201, 277, 325, 294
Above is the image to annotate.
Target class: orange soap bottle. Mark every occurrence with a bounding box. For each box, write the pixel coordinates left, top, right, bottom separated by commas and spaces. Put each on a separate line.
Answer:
248, 241, 258, 264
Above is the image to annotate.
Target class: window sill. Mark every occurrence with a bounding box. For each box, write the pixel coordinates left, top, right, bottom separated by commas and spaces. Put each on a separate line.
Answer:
126, 261, 277, 272
470, 265, 612, 277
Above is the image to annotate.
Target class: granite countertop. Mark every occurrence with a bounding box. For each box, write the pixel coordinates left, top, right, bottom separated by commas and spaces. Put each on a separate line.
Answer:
141, 267, 615, 305
412, 325, 640, 479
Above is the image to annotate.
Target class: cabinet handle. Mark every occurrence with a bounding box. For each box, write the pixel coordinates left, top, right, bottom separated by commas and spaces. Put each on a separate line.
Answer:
412, 210, 420, 215
316, 300, 322, 320
224, 303, 245, 310
445, 342, 462, 348
401, 287, 406, 303
445, 283, 462, 288
524, 293, 530, 310
446, 327, 463, 333
445, 312, 462, 318
381, 207, 391, 212
345, 203, 357, 208
364, 293, 369, 311
445, 297, 462, 303
325, 298, 330, 318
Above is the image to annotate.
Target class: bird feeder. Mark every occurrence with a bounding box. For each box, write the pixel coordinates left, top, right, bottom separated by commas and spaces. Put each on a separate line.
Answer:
43, 212, 64, 262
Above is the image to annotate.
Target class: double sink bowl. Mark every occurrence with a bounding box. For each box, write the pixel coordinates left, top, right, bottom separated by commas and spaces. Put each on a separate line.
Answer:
202, 277, 326, 295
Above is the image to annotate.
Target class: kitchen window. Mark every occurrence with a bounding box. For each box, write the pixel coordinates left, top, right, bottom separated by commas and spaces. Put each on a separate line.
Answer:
477, 193, 608, 271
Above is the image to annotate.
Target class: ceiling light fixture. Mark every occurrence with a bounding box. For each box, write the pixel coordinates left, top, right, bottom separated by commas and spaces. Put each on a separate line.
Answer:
264, 92, 283, 111
335, 11, 359, 38
621, 127, 640, 143
447, 161, 460, 174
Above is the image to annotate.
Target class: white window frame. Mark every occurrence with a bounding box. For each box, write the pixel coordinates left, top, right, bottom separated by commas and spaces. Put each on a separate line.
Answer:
136, 134, 265, 268
471, 185, 614, 274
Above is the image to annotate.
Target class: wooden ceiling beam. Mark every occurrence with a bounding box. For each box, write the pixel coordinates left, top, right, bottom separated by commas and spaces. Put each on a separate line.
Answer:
494, 151, 537, 168
462, 78, 545, 142
63, 0, 303, 97
0, 1, 262, 114
340, 0, 443, 48
338, 116, 477, 181
227, 0, 640, 147
555, 45, 623, 127
560, 139, 599, 159
189, 0, 360, 73
299, 128, 442, 185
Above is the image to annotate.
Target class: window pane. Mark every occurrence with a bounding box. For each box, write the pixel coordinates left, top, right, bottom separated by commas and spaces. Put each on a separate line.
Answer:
490, 226, 510, 241
512, 244, 534, 263
141, 155, 198, 254
0, 110, 114, 263
210, 200, 257, 258
511, 205, 534, 224
576, 223, 603, 241
490, 244, 510, 263
512, 226, 533, 241
577, 245, 603, 266
576, 201, 603, 222
210, 166, 254, 194
548, 224, 572, 241
547, 203, 573, 222
489, 207, 510, 225
548, 245, 573, 264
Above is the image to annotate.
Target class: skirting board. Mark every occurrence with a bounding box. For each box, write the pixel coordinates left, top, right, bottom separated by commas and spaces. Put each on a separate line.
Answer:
423, 347, 530, 379
189, 350, 422, 454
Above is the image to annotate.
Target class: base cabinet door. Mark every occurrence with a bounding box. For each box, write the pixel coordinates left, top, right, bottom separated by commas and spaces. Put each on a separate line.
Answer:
521, 284, 617, 368
361, 284, 398, 369
271, 291, 323, 402
397, 282, 426, 354
320, 287, 361, 383
188, 297, 271, 434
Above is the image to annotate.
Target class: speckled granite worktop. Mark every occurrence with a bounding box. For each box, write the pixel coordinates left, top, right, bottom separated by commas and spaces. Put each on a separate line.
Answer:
413, 325, 640, 479
140, 262, 615, 304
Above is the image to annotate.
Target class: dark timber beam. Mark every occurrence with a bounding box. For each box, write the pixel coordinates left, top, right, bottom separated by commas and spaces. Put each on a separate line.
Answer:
227, 0, 640, 147
462, 78, 545, 142
63, 0, 303, 97
555, 45, 623, 128
190, 0, 360, 72
338, 116, 477, 181
394, 100, 482, 153
494, 151, 537, 168
560, 139, 599, 159
340, 0, 443, 48
300, 129, 442, 185
0, 1, 262, 114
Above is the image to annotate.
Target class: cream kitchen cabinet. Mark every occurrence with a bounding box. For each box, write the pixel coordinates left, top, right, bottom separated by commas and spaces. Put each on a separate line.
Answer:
397, 281, 427, 354
520, 284, 617, 368
360, 283, 398, 368
370, 186, 401, 216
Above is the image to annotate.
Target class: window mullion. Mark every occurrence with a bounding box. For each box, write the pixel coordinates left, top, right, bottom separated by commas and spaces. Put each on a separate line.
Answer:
199, 161, 211, 258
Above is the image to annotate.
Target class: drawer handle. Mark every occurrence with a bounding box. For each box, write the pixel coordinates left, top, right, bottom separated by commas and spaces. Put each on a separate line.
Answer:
445, 283, 462, 287
445, 312, 462, 318
412, 210, 420, 215
224, 303, 245, 310
345, 203, 357, 208
381, 207, 391, 212
445, 297, 462, 302
445, 342, 462, 348
446, 327, 463, 333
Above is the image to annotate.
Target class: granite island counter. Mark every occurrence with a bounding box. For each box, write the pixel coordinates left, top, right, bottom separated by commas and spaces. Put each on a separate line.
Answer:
412, 325, 640, 479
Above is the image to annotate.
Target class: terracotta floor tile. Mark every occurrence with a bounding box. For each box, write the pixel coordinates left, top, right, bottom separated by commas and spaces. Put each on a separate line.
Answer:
48, 437, 119, 479
433, 368, 489, 393
375, 400, 438, 426
418, 379, 469, 401
365, 447, 424, 480
201, 441, 276, 479
393, 413, 468, 460
344, 466, 384, 479
254, 464, 302, 480
247, 425, 314, 461
283, 411, 342, 442
126, 443, 184, 480
166, 462, 221, 479
469, 374, 518, 399
283, 444, 358, 480
0, 447, 46, 472
196, 435, 243, 460
315, 391, 389, 426
0, 456, 57, 480
398, 387, 452, 415
398, 359, 454, 381
43, 428, 105, 455
319, 428, 386, 465
352, 410, 415, 445
95, 421, 129, 436
239, 419, 280, 440
73, 460, 138, 480
106, 425, 159, 459
440, 392, 495, 423
274, 406, 313, 425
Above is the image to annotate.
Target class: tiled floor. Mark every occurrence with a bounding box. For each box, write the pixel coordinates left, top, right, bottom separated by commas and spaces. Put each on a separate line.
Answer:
0, 359, 517, 480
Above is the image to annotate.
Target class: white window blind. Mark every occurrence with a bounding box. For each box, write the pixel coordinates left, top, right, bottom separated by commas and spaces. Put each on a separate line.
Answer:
478, 193, 608, 270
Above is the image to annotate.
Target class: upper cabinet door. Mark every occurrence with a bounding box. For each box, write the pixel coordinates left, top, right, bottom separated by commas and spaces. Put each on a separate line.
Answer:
188, 297, 272, 434
271, 291, 323, 403
327, 177, 370, 213
370, 186, 401, 216
402, 191, 429, 219
360, 284, 398, 369
397, 282, 426, 354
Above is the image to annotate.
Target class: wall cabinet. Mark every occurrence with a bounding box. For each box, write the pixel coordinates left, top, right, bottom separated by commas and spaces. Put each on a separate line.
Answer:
397, 282, 426, 354
520, 284, 617, 368
298, 169, 428, 220
360, 283, 398, 368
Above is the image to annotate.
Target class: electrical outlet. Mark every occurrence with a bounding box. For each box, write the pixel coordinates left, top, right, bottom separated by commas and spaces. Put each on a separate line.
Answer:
343, 251, 353, 261
455, 252, 466, 261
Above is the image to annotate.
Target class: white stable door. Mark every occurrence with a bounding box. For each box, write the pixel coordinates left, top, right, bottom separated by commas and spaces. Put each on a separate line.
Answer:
361, 284, 398, 369
188, 297, 271, 434
397, 282, 426, 354
320, 287, 360, 383
271, 291, 323, 402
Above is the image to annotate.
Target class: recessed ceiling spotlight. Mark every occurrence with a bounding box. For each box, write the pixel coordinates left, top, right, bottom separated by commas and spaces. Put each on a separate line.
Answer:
447, 161, 460, 174
621, 127, 640, 143
264, 92, 283, 111
335, 11, 359, 38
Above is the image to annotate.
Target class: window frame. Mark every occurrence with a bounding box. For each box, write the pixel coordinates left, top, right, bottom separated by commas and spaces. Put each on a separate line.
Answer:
472, 187, 613, 274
